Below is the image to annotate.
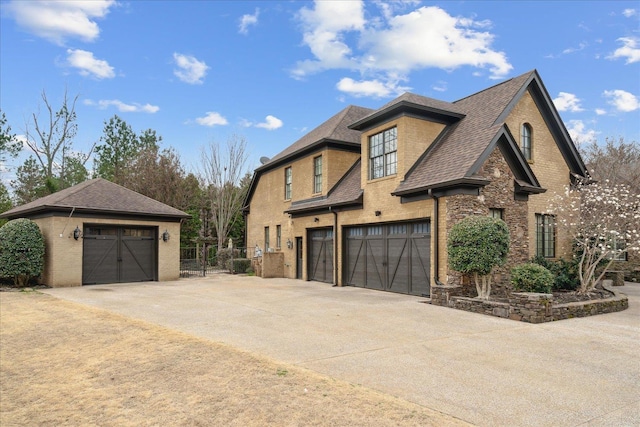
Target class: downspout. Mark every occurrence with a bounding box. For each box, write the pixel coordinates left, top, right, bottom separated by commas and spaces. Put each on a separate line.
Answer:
330, 206, 339, 287
430, 190, 445, 286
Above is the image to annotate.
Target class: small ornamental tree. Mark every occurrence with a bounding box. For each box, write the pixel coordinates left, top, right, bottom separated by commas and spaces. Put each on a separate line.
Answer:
549, 180, 640, 294
447, 216, 510, 300
0, 218, 45, 286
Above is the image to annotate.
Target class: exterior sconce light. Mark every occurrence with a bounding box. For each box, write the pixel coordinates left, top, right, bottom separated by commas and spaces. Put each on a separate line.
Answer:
73, 226, 82, 240
162, 230, 170, 242
375, 210, 382, 216
314, 217, 319, 222
286, 239, 293, 249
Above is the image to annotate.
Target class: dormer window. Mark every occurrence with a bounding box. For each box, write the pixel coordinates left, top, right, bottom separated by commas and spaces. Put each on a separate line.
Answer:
369, 127, 397, 179
521, 123, 532, 161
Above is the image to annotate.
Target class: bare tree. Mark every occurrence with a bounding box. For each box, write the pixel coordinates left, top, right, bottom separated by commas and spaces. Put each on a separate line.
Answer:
199, 134, 249, 251
23, 90, 92, 184
579, 137, 640, 193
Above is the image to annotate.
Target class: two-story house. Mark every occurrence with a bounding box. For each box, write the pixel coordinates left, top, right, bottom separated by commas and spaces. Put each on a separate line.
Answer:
244, 70, 588, 296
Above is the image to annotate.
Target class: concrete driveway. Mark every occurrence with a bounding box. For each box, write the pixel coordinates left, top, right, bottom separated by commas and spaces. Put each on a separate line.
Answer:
42, 276, 640, 426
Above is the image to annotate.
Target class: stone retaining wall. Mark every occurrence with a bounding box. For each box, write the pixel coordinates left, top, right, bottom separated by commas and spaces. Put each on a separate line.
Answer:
431, 285, 628, 323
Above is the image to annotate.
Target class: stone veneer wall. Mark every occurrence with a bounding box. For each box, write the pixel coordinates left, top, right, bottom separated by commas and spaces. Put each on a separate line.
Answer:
445, 147, 529, 297
431, 285, 628, 323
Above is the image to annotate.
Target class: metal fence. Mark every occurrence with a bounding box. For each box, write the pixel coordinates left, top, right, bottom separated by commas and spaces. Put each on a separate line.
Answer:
179, 246, 252, 277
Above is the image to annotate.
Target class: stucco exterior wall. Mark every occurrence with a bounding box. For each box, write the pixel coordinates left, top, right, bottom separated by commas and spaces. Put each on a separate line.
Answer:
32, 215, 181, 287
505, 89, 573, 259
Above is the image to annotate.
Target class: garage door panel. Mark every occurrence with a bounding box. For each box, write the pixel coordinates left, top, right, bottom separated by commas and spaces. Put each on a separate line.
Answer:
387, 238, 409, 294
309, 228, 333, 283
121, 238, 156, 282
410, 236, 431, 296
83, 236, 118, 285
345, 238, 365, 287
82, 227, 157, 285
344, 221, 431, 296
366, 238, 384, 290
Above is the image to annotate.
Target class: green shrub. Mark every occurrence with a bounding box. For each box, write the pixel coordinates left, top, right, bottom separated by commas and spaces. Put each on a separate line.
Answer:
216, 247, 240, 269
227, 258, 251, 274
448, 216, 510, 299
511, 263, 554, 293
531, 256, 580, 291
0, 218, 45, 286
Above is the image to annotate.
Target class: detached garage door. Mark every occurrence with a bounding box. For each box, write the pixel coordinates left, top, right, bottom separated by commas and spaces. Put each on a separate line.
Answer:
344, 221, 430, 296
83, 226, 157, 285
308, 228, 333, 283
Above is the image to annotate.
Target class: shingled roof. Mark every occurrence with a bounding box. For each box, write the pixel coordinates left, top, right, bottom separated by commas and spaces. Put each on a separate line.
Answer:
285, 160, 363, 215
1, 178, 190, 220
259, 105, 374, 171
393, 69, 587, 196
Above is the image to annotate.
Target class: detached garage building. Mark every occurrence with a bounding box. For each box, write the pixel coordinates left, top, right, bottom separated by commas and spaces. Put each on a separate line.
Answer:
1, 178, 190, 287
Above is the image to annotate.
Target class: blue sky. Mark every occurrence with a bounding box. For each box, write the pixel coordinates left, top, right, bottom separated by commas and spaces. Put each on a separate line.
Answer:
1, 1, 639, 186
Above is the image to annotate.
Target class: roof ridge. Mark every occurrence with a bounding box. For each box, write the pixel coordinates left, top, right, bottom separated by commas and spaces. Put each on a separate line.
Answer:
453, 69, 535, 104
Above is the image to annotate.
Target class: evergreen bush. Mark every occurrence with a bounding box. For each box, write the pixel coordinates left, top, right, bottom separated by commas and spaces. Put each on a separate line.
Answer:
530, 256, 580, 291
0, 218, 45, 286
227, 258, 251, 274
511, 263, 554, 293
447, 216, 510, 299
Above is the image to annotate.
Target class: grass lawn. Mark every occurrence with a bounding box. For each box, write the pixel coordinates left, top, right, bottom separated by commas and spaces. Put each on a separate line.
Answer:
0, 291, 466, 426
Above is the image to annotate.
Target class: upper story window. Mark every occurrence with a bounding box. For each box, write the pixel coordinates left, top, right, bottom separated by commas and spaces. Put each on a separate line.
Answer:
313, 156, 322, 193
284, 167, 292, 200
521, 123, 532, 161
369, 127, 397, 179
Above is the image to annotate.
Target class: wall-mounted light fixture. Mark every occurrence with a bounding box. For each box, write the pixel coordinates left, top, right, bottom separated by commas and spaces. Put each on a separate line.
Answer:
375, 210, 382, 216
286, 238, 293, 249
314, 217, 319, 222
73, 226, 82, 240
162, 230, 170, 242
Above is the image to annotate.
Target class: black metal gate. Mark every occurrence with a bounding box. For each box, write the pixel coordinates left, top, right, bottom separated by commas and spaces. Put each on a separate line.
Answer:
83, 226, 157, 285
344, 221, 430, 296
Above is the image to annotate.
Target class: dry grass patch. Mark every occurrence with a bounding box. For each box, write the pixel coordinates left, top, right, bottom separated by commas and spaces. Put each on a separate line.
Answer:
1, 292, 467, 426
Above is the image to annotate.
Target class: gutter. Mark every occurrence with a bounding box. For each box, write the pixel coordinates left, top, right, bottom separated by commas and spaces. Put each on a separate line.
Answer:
330, 206, 339, 287
430, 190, 445, 287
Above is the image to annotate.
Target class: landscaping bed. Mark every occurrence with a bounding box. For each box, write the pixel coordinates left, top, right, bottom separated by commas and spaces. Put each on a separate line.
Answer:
431, 283, 628, 323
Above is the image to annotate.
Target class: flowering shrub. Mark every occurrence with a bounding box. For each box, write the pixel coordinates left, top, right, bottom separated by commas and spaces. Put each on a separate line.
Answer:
548, 180, 639, 294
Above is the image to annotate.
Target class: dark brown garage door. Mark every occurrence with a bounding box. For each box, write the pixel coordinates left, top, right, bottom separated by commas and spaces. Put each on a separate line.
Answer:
308, 228, 333, 283
344, 221, 430, 296
82, 226, 157, 285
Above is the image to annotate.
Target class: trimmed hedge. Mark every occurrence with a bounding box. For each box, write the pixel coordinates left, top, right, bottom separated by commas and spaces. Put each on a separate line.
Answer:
227, 258, 251, 274
531, 256, 580, 291
511, 263, 554, 294
0, 218, 45, 286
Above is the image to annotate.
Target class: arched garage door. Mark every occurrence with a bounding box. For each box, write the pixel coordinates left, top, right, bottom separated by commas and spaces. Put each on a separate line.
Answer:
344, 221, 430, 296
82, 226, 157, 285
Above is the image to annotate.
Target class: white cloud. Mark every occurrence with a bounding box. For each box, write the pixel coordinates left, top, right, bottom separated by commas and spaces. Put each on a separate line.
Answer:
603, 89, 639, 112
66, 49, 114, 79
595, 108, 606, 115
255, 115, 283, 130
195, 112, 228, 127
5, 0, 115, 45
566, 120, 597, 145
84, 99, 159, 113
292, 2, 512, 97
173, 53, 209, 84
608, 37, 640, 64
622, 8, 637, 17
553, 92, 584, 112
239, 8, 259, 34
432, 81, 447, 92
336, 77, 408, 98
